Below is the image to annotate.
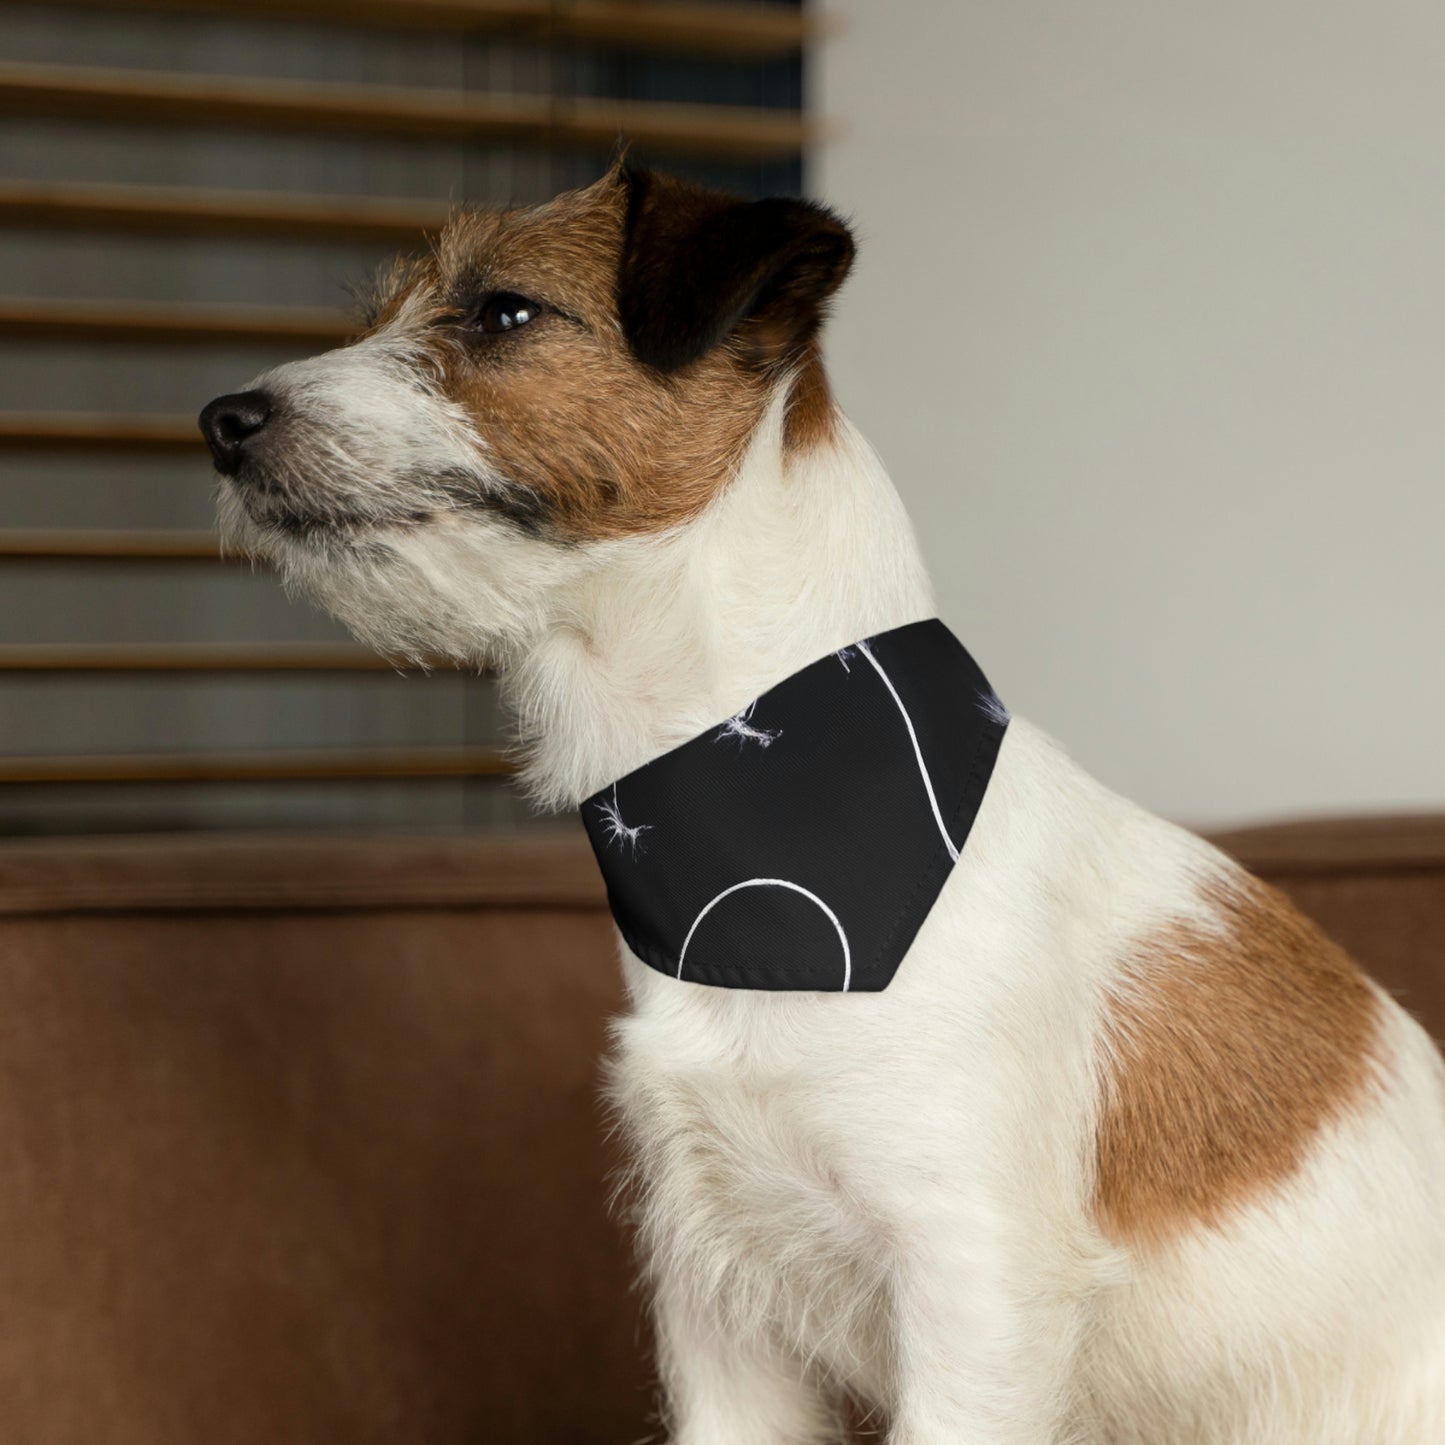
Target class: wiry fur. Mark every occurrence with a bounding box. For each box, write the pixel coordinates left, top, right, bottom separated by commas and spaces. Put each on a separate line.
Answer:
207, 171, 1445, 1443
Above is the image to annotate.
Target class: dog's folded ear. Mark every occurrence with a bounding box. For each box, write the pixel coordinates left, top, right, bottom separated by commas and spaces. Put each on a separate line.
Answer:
618, 166, 855, 376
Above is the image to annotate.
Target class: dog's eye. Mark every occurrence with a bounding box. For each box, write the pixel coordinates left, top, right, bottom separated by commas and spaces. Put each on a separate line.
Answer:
474, 292, 542, 335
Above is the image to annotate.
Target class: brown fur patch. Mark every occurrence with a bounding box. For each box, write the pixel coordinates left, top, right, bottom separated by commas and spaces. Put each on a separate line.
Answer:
363, 170, 844, 541
438, 179, 766, 539
783, 341, 840, 453
1094, 872, 1383, 1247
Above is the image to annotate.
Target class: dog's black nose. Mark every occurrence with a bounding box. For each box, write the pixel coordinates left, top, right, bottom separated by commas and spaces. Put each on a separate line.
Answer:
199, 390, 273, 475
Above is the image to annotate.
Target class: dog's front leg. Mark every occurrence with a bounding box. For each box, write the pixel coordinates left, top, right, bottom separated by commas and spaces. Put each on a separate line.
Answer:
884, 1211, 1087, 1445
653, 1274, 842, 1445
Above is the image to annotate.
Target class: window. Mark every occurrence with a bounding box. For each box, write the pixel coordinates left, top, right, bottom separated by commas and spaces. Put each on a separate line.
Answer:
0, 0, 812, 835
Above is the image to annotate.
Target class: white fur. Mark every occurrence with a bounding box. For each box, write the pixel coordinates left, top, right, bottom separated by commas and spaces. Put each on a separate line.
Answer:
220, 352, 1445, 1442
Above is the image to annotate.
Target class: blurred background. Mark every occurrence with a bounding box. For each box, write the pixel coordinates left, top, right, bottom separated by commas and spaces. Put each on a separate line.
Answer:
2, 1, 1441, 837
0, 0, 803, 837
819, 1, 1445, 827
0, 4, 1442, 1443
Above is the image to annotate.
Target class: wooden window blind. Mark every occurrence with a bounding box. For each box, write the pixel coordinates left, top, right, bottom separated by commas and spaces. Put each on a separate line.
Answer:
0, 0, 816, 835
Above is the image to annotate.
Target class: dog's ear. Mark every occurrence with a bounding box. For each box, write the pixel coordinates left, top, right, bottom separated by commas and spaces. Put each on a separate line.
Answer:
617, 166, 855, 376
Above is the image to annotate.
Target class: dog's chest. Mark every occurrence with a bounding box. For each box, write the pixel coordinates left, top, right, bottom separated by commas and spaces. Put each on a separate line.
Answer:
611, 1000, 892, 1386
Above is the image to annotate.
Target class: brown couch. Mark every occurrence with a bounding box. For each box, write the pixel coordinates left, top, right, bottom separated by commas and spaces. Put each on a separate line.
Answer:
0, 818, 1440, 1443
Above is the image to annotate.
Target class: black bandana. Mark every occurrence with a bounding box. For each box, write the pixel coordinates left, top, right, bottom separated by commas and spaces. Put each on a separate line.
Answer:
580, 619, 1008, 992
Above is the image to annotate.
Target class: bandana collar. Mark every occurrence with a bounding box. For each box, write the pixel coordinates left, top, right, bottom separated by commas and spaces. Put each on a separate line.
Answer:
580, 619, 1008, 992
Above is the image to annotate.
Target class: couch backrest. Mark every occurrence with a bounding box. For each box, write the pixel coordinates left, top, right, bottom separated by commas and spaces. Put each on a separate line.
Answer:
0, 832, 647, 1445
0, 819, 1440, 1443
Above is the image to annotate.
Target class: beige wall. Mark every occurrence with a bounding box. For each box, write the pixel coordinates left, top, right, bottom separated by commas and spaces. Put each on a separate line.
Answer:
813, 1, 1445, 827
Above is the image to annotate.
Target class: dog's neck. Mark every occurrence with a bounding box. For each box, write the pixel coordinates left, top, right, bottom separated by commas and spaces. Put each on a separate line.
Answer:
505, 390, 938, 811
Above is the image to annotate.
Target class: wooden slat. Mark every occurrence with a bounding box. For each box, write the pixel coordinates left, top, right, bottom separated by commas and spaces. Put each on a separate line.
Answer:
0, 62, 817, 162
0, 643, 419, 673
0, 180, 449, 245
0, 297, 353, 348
0, 530, 228, 562
0, 746, 512, 784
560, 0, 816, 57
0, 412, 201, 452
22, 0, 815, 59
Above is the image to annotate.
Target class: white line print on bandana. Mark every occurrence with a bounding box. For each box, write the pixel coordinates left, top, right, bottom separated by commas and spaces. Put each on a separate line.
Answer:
715, 699, 781, 749
596, 782, 651, 857
676, 878, 852, 992
853, 638, 961, 862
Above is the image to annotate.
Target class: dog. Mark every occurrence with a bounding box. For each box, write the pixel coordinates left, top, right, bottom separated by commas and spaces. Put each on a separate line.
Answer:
200, 163, 1445, 1443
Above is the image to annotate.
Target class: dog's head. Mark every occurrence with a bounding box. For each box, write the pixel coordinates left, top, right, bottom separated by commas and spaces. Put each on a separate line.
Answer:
199, 166, 854, 663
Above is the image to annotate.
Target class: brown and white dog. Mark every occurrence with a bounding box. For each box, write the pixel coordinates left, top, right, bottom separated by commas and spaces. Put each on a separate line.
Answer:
200, 165, 1445, 1443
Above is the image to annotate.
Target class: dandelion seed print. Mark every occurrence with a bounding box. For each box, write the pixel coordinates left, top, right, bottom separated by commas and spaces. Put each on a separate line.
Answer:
715, 699, 781, 749
578, 618, 1007, 992
596, 783, 651, 857
977, 687, 1011, 728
